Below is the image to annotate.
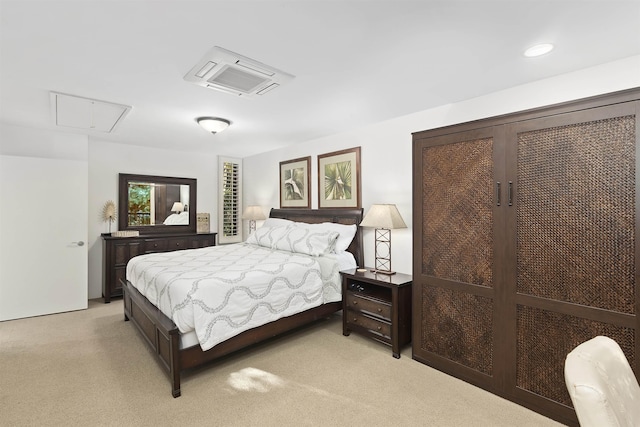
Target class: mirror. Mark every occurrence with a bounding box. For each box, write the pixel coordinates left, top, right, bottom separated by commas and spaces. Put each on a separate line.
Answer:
118, 173, 197, 234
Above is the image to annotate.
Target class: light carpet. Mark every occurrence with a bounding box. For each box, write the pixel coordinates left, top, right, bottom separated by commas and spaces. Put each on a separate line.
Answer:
0, 300, 563, 426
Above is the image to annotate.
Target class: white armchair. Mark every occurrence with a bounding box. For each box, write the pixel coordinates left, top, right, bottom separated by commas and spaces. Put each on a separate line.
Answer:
564, 336, 640, 426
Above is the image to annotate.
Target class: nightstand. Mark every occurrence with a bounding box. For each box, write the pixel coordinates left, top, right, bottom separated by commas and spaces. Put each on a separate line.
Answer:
341, 268, 412, 358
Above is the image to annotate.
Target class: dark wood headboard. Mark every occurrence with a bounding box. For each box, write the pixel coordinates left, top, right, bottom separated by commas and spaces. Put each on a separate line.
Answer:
269, 208, 364, 268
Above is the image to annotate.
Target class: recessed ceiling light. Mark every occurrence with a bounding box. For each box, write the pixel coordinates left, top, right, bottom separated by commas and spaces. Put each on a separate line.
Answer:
196, 117, 231, 134
524, 43, 554, 57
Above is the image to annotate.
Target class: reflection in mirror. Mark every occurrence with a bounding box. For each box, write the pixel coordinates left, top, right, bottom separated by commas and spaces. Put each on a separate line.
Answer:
127, 181, 190, 226
118, 174, 197, 235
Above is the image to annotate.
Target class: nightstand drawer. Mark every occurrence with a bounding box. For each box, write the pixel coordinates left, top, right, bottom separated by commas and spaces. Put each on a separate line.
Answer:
345, 291, 391, 320
346, 310, 391, 339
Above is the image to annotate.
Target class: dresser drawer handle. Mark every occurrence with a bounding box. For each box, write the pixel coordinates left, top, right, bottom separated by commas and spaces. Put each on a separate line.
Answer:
175, 242, 180, 246
377, 308, 382, 312
154, 243, 158, 247
353, 317, 357, 322
352, 300, 358, 305
377, 326, 382, 331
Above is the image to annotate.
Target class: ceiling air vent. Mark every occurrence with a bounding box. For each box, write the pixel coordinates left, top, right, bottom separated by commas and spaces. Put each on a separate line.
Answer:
184, 47, 294, 98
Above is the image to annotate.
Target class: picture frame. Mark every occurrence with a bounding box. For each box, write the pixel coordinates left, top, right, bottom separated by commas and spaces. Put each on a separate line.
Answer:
196, 212, 210, 233
318, 146, 361, 209
279, 156, 311, 208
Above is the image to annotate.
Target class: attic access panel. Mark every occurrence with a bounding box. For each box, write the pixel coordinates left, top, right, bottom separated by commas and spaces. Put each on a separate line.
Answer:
50, 92, 131, 133
184, 46, 294, 98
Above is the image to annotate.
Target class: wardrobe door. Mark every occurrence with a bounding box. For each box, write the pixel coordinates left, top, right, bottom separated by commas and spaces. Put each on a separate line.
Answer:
506, 101, 639, 419
412, 127, 506, 390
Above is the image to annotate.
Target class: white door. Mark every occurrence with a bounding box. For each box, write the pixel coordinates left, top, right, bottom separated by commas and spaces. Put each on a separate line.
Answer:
0, 155, 88, 321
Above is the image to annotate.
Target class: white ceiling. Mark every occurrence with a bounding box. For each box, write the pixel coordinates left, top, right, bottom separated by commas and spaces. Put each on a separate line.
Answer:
1, 0, 639, 158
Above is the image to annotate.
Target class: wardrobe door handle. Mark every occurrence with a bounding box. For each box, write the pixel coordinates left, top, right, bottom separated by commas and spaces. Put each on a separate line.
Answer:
508, 181, 513, 206
496, 182, 501, 206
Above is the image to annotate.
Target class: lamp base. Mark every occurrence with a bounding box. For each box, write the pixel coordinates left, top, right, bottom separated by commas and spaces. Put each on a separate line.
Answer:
370, 269, 396, 275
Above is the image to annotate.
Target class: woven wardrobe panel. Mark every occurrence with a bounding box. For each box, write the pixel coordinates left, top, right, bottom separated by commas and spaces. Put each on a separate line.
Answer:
516, 116, 636, 313
422, 138, 494, 287
422, 286, 493, 374
517, 305, 636, 407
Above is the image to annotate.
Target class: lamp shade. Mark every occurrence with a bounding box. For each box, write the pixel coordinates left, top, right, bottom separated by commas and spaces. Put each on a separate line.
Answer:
360, 204, 407, 229
171, 202, 184, 213
197, 117, 231, 134
242, 205, 266, 221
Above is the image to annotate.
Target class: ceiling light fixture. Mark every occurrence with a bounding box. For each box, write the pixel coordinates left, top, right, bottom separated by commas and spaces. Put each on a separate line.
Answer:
196, 117, 231, 134
524, 43, 554, 57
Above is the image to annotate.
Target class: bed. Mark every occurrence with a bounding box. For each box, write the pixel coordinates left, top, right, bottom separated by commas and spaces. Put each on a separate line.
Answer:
122, 208, 363, 397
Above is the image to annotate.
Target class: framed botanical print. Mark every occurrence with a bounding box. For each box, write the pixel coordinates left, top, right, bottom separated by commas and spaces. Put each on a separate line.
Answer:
280, 156, 311, 208
318, 146, 361, 208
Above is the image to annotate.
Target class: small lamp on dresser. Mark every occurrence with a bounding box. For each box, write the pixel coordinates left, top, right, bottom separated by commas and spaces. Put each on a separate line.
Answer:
242, 205, 266, 233
359, 204, 407, 275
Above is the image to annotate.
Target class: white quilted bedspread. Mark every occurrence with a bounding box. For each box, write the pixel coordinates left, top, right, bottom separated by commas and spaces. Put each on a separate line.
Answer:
126, 243, 343, 351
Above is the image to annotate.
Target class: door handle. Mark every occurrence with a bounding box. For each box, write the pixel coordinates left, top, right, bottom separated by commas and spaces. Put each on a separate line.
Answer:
71, 241, 85, 246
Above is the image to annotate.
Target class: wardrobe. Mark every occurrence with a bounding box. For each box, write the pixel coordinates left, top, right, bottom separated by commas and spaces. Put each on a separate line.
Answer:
412, 88, 639, 425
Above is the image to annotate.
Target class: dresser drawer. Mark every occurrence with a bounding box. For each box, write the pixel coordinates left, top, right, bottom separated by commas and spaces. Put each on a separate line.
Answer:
145, 238, 189, 253
345, 291, 392, 321
346, 310, 391, 339
144, 239, 167, 253
166, 237, 188, 250
189, 235, 215, 248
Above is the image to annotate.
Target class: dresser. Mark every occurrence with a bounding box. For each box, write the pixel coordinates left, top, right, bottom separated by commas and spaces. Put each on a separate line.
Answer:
101, 232, 216, 303
341, 268, 412, 358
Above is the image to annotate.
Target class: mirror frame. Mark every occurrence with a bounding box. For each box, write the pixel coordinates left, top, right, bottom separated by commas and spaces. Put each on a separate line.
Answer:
118, 173, 197, 235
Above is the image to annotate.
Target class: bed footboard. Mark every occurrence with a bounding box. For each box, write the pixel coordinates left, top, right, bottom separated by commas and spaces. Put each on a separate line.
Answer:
124, 277, 342, 398
123, 280, 182, 397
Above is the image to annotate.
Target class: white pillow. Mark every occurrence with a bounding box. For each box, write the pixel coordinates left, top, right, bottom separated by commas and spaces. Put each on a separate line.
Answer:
274, 226, 339, 256
245, 225, 291, 248
293, 222, 357, 252
246, 225, 339, 256
262, 218, 294, 228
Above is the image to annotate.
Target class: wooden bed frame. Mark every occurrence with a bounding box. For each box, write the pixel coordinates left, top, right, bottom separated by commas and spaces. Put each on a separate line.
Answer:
123, 208, 364, 397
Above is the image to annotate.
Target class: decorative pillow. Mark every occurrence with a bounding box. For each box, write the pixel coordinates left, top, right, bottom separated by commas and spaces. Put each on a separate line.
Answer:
293, 222, 357, 253
262, 218, 294, 228
273, 226, 339, 256
246, 225, 339, 256
245, 225, 291, 249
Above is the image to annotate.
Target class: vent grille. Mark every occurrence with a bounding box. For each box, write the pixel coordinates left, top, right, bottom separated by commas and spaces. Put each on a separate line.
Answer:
207, 65, 269, 94
185, 47, 294, 98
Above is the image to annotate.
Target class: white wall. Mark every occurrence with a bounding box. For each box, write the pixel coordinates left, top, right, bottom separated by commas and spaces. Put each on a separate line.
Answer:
243, 55, 640, 275
1, 56, 638, 304
87, 139, 218, 299
0, 124, 88, 160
